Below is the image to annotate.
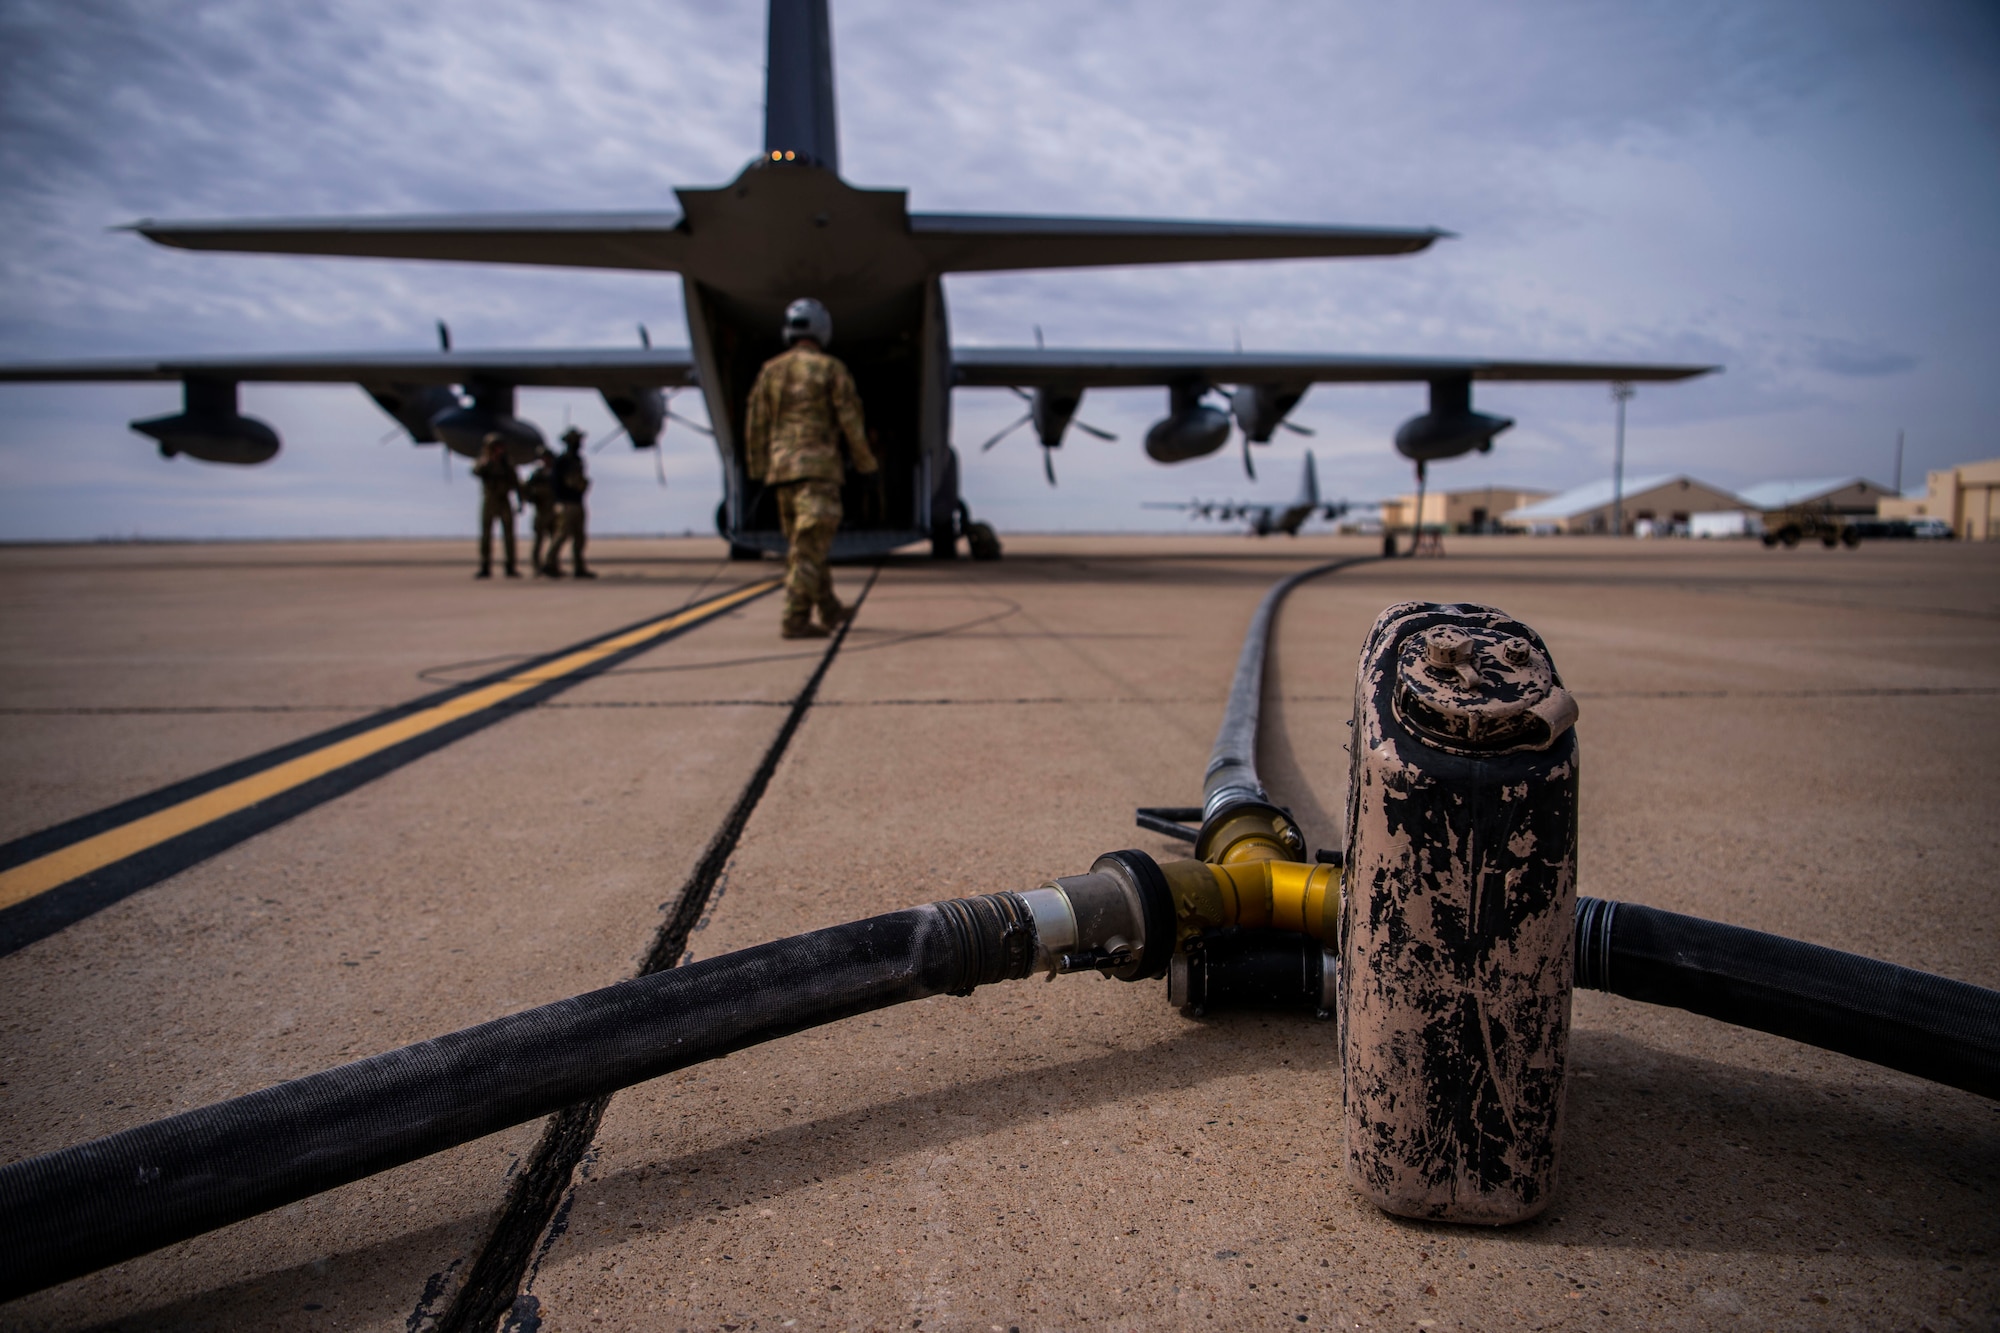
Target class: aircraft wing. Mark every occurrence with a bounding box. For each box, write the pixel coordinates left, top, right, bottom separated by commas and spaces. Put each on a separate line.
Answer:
131, 209, 1444, 276
0, 348, 698, 389
130, 212, 692, 272
910, 215, 1448, 272
953, 348, 1718, 386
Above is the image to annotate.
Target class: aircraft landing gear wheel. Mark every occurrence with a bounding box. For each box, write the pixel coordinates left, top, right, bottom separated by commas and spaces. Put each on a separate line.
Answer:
951, 499, 1001, 561
965, 520, 1002, 561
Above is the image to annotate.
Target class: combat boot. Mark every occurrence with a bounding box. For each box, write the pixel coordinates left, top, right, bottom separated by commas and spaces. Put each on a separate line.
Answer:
817, 598, 854, 630
781, 614, 829, 640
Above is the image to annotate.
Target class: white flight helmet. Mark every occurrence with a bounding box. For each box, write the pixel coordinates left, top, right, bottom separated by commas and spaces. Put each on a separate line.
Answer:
782, 297, 832, 347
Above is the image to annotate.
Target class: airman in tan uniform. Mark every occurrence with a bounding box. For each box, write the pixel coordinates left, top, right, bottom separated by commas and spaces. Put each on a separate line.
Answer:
545, 427, 595, 579
744, 298, 879, 638
522, 448, 558, 575
472, 434, 520, 579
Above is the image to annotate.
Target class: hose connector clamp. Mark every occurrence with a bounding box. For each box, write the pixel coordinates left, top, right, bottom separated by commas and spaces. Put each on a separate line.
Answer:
1019, 850, 1175, 982
1194, 794, 1306, 865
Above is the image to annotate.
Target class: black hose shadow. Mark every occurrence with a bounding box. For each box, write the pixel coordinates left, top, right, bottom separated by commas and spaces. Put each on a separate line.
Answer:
61, 1217, 483, 1333
508, 1017, 1303, 1270
1394, 1029, 2000, 1261
543, 1023, 1999, 1271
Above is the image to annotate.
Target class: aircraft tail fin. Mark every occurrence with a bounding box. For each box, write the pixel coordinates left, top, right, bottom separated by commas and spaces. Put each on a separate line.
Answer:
765, 0, 839, 172
1296, 450, 1320, 507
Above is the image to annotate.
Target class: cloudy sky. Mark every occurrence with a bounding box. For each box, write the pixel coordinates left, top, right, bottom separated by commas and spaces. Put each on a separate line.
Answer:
2, 0, 1995, 540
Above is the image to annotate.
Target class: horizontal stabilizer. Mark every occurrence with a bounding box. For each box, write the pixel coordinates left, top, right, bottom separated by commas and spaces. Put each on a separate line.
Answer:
0, 347, 697, 389
954, 348, 1719, 387
130, 207, 1443, 280
912, 214, 1447, 273
131, 212, 691, 273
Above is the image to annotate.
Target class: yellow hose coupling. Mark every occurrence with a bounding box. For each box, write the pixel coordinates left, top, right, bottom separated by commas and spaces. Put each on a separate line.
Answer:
1192, 801, 1306, 865
1158, 857, 1341, 951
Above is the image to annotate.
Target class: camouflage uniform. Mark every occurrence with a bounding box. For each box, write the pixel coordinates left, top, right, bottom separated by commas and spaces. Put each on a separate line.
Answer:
744, 343, 878, 630
472, 450, 520, 577
546, 448, 593, 578
523, 459, 558, 573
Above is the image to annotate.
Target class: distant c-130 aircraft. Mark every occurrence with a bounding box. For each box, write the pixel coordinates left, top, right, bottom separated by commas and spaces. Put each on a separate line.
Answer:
1145, 451, 1349, 538
0, 0, 1715, 560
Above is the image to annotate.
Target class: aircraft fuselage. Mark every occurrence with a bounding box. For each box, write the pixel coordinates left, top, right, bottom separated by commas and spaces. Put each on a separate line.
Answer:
676, 162, 952, 556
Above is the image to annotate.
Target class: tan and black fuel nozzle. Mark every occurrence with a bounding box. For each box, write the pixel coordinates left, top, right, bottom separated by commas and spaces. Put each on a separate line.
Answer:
1114, 589, 1586, 1226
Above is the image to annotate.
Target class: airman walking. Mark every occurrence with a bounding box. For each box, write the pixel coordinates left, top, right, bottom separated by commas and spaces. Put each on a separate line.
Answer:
545, 426, 595, 579
472, 434, 521, 579
744, 298, 880, 638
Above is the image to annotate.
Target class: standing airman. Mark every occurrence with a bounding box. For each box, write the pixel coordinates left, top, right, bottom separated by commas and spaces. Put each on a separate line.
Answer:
545, 426, 595, 579
743, 298, 880, 638
472, 434, 521, 579
523, 447, 559, 575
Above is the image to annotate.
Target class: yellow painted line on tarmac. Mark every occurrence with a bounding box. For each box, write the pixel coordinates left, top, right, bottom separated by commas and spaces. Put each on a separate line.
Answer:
0, 579, 777, 913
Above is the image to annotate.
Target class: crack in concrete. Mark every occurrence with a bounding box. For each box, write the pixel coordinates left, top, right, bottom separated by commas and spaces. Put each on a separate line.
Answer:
427, 569, 880, 1333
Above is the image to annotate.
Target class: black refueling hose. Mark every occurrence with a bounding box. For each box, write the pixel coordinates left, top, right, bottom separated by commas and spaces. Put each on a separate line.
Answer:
1574, 897, 2000, 1100
0, 895, 1038, 1301
1200, 559, 1360, 832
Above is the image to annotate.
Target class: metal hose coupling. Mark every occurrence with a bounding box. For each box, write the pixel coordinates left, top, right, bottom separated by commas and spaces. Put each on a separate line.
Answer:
1016, 851, 1178, 981
1193, 791, 1307, 865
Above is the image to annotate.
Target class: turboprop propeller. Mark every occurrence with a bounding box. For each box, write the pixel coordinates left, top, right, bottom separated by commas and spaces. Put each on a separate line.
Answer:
977, 384, 1117, 487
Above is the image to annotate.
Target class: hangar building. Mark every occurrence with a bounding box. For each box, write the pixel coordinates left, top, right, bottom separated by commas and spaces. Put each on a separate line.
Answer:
1502, 475, 1747, 535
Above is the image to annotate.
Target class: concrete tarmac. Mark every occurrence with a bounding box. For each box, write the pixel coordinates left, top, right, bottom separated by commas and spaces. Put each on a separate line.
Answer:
0, 534, 1995, 1331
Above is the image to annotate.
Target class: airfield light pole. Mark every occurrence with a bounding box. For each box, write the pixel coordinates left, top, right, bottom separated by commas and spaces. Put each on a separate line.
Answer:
1894, 428, 1905, 495
1610, 381, 1635, 536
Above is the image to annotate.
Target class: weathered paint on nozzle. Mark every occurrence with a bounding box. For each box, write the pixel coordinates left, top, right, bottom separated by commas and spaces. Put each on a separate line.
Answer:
1340, 601, 1579, 1225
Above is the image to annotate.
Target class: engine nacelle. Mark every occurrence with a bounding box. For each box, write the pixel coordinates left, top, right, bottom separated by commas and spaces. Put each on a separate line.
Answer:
1031, 386, 1082, 448
364, 382, 461, 444
1145, 407, 1231, 463
430, 380, 545, 463
600, 386, 665, 448
130, 379, 280, 465
1393, 376, 1514, 462
1394, 410, 1514, 461
1229, 383, 1306, 443
1144, 381, 1231, 463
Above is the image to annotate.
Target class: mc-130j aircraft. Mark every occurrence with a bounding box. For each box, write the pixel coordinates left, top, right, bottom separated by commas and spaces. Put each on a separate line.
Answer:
0, 0, 1715, 559
1145, 452, 1348, 538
